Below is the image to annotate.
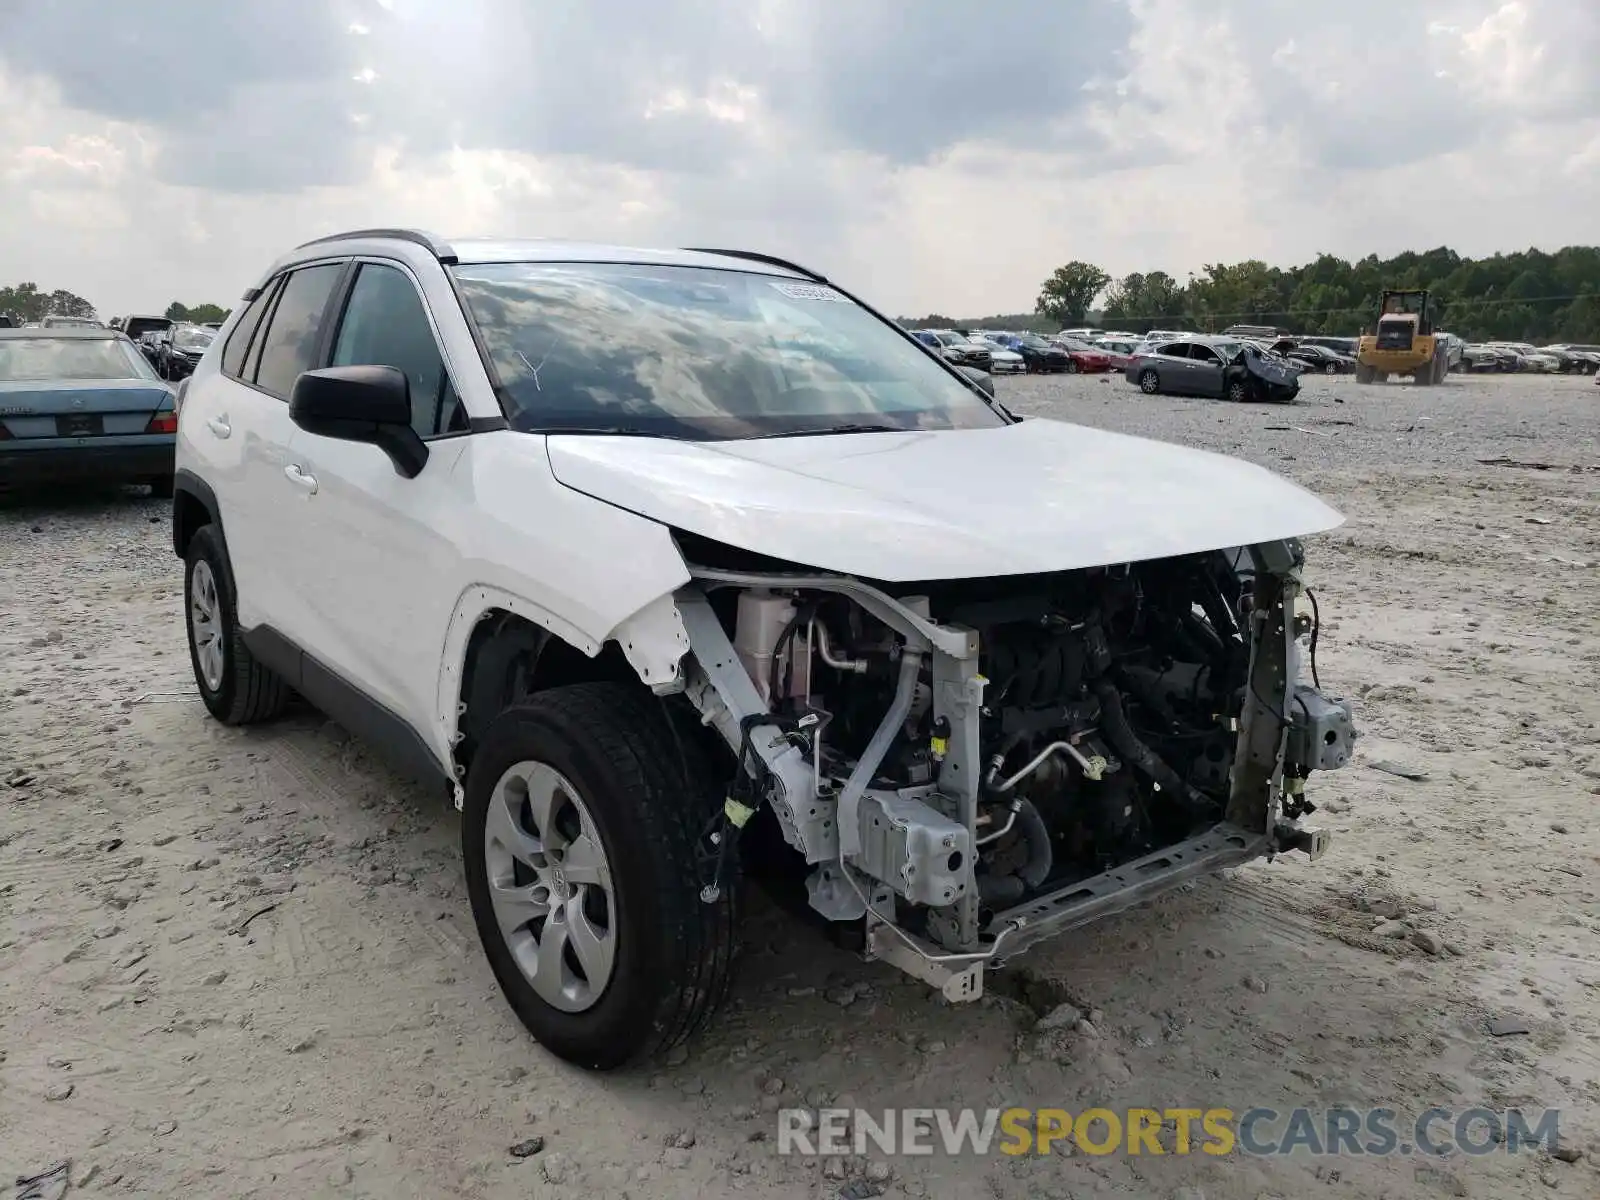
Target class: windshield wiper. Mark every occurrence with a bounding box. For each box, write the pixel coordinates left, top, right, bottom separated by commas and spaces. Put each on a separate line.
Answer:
748, 422, 907, 440
530, 425, 685, 438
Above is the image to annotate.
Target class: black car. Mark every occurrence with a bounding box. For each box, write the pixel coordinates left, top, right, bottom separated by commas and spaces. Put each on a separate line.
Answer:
156, 323, 216, 380
1288, 344, 1355, 374
1006, 334, 1072, 373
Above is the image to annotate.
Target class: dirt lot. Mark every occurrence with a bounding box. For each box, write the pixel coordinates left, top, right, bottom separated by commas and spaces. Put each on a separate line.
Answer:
3, 371, 1598, 1200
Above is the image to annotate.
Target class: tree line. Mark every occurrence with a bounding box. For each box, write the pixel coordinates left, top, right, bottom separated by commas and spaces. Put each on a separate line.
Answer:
0, 281, 231, 326
911, 245, 1600, 344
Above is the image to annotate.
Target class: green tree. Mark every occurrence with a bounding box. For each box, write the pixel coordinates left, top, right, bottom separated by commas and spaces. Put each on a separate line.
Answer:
0, 281, 96, 322
926, 245, 1600, 343
1101, 271, 1186, 331
1035, 262, 1111, 327
165, 301, 232, 324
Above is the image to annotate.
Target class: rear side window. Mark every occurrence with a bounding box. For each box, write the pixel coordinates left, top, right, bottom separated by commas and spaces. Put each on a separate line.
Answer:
221, 281, 278, 379
252, 264, 344, 397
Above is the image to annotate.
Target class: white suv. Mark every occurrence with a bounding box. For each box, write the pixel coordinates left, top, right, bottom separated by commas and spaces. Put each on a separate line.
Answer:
172, 229, 1356, 1070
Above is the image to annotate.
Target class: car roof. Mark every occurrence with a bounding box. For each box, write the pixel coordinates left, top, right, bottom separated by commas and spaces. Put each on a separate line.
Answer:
0, 327, 121, 340
279, 228, 814, 280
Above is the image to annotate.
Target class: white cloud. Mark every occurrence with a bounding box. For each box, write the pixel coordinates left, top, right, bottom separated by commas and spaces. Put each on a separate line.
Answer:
0, 0, 1596, 318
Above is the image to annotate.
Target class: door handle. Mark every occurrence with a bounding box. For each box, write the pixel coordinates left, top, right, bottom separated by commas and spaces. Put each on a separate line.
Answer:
205, 416, 231, 438
283, 464, 319, 494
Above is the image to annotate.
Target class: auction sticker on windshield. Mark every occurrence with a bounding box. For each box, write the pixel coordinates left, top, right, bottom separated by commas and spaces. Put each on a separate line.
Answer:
769, 282, 851, 302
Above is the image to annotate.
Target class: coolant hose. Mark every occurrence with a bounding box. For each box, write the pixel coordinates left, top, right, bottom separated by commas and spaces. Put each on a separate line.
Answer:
1092, 679, 1212, 816
977, 798, 1051, 904
978, 873, 1025, 905
1014, 798, 1053, 888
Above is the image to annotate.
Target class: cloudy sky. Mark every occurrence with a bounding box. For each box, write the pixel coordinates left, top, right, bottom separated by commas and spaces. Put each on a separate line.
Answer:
2, 0, 1597, 319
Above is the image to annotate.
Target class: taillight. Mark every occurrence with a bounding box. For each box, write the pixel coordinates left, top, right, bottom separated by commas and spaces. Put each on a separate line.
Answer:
146, 411, 178, 434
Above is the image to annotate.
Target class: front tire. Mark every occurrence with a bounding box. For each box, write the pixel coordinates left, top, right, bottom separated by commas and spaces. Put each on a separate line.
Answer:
463, 684, 739, 1070
184, 525, 292, 725
1064, 360, 1079, 374
1226, 379, 1250, 403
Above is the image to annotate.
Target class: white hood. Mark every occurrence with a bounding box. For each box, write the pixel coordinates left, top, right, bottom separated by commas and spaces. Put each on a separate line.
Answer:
545, 418, 1344, 582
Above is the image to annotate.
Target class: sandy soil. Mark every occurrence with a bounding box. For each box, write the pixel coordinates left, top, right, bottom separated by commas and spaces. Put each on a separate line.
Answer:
2, 370, 1598, 1200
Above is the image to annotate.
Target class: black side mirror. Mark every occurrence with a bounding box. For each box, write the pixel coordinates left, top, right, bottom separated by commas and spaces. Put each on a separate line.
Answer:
289, 365, 428, 478
958, 364, 995, 397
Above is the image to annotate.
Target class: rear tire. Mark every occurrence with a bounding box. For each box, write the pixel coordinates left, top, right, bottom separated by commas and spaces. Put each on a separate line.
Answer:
184, 525, 292, 725
462, 684, 739, 1070
1138, 369, 1160, 395
1064, 360, 1079, 374
1354, 365, 1377, 384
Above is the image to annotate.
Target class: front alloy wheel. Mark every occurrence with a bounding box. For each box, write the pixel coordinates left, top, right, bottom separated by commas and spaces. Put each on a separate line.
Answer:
483, 761, 618, 1013
462, 684, 738, 1070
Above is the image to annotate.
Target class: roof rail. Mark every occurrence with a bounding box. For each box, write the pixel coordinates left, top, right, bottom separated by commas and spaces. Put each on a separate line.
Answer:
295, 228, 457, 263
683, 248, 827, 283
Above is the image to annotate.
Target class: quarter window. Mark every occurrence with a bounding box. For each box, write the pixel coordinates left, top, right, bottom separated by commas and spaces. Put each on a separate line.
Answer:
330, 263, 462, 437
220, 280, 278, 379
252, 263, 344, 398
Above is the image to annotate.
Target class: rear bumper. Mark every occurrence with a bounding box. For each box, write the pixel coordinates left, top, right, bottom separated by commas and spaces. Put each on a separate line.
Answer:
0, 438, 175, 485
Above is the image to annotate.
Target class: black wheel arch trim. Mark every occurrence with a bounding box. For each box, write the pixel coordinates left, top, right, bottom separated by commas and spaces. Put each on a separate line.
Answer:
172, 468, 225, 560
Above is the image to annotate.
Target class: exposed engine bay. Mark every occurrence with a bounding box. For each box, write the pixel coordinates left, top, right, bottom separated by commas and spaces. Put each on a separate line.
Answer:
672, 536, 1356, 1001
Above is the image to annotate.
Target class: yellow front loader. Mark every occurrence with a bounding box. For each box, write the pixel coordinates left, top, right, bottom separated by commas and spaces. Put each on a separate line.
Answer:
1355, 289, 1448, 385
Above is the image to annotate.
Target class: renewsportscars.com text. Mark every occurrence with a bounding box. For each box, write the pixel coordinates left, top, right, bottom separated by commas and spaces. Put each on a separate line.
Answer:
777, 1106, 1564, 1158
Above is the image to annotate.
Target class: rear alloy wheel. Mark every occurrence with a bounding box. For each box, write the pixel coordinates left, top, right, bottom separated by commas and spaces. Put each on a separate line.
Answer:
184, 525, 292, 725
463, 684, 738, 1070
1324, 362, 1338, 374
1138, 369, 1160, 395
1064, 360, 1079, 374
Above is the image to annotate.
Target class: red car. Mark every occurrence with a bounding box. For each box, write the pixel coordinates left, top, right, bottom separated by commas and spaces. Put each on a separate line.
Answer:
1052, 336, 1115, 373
1090, 337, 1140, 371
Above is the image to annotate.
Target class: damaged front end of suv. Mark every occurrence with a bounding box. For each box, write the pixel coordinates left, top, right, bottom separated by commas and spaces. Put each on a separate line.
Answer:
669, 534, 1355, 1001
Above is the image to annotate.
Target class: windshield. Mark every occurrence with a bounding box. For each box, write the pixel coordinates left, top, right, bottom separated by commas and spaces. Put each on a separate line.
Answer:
173, 327, 214, 351
0, 336, 155, 382
451, 262, 1006, 439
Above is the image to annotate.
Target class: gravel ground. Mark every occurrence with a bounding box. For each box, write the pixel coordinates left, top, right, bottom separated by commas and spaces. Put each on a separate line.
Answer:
2, 370, 1598, 1199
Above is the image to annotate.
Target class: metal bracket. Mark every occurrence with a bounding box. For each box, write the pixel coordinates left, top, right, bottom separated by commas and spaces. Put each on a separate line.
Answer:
865, 921, 985, 1004
675, 589, 835, 861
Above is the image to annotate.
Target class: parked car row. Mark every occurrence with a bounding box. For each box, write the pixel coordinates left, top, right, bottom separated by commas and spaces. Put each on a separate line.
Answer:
1461, 342, 1600, 373
135, 322, 218, 380
908, 328, 1121, 374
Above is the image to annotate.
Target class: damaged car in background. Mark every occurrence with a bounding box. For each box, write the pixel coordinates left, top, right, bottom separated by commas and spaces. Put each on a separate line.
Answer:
172, 231, 1356, 1072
